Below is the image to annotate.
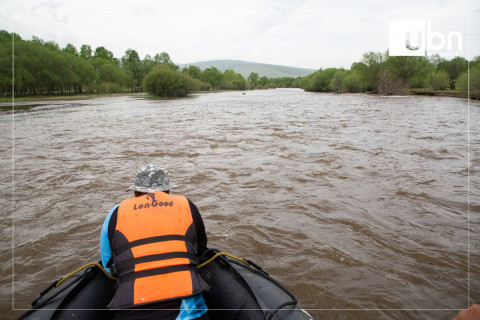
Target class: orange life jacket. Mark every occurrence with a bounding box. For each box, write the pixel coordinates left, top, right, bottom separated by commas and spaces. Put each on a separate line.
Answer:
108, 191, 209, 309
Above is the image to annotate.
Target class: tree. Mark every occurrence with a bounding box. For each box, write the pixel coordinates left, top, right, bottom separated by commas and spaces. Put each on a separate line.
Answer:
94, 46, 116, 62
304, 68, 337, 92
329, 69, 346, 93
44, 40, 60, 51
456, 65, 480, 99
471, 56, 480, 69
143, 54, 155, 75
361, 51, 386, 92
30, 35, 44, 46
220, 69, 247, 90
0, 30, 21, 44
383, 55, 433, 87
143, 64, 189, 97
122, 48, 143, 92
63, 43, 78, 56
154, 52, 179, 71
183, 65, 202, 80
429, 54, 446, 68
80, 44, 92, 60
247, 72, 259, 89
258, 76, 269, 88
202, 67, 223, 90
427, 70, 450, 90
377, 67, 404, 95
342, 71, 364, 93
437, 56, 468, 88
350, 62, 371, 91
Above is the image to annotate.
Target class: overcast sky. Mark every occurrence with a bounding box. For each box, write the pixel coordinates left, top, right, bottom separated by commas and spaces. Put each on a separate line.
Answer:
1, 0, 479, 69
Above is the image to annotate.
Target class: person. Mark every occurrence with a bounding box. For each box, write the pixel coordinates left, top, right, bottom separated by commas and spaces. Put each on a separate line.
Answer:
453, 304, 480, 320
100, 164, 210, 320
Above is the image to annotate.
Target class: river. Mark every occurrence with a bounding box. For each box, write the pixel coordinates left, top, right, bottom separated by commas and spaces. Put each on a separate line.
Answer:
1, 89, 479, 319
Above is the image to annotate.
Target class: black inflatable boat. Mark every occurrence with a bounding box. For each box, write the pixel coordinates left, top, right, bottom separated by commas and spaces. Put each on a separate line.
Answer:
19, 248, 313, 320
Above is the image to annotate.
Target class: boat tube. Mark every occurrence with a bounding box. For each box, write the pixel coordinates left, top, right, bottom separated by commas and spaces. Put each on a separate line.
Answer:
18, 248, 313, 320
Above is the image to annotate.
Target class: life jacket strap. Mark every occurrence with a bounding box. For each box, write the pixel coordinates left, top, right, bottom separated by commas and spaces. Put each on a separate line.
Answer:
114, 235, 191, 256
115, 252, 197, 272
118, 265, 197, 284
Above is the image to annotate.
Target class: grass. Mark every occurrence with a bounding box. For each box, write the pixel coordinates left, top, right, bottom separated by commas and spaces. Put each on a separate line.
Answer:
408, 88, 466, 98
0, 104, 41, 111
0, 92, 142, 104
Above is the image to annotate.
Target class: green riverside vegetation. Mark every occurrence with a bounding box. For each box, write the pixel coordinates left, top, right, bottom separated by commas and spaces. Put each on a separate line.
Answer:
301, 52, 480, 99
0, 30, 479, 99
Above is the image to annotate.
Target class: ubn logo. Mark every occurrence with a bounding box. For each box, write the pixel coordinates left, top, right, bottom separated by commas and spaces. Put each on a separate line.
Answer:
389, 20, 463, 56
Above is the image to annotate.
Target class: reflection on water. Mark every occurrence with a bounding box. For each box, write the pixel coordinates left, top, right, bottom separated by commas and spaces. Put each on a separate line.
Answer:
1, 89, 479, 319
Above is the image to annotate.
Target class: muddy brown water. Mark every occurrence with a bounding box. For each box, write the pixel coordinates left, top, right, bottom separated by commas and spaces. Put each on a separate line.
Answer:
1, 89, 479, 319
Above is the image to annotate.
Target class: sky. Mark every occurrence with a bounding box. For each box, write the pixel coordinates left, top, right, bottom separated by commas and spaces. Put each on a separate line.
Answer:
1, 0, 479, 69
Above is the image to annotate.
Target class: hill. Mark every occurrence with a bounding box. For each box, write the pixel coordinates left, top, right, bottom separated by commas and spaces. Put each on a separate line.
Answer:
178, 59, 316, 79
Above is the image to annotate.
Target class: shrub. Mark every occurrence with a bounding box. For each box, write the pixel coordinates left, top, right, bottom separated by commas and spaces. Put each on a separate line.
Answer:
341, 72, 364, 93
427, 70, 450, 90
329, 70, 346, 93
456, 66, 480, 99
143, 65, 189, 97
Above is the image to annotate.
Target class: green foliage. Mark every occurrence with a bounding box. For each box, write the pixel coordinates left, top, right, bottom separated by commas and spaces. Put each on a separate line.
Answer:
0, 30, 21, 44
383, 55, 433, 86
44, 40, 60, 51
456, 65, 480, 99
154, 52, 179, 71
2, 29, 478, 99
327, 69, 365, 93
471, 56, 480, 69
91, 58, 127, 93
221, 70, 247, 90
408, 74, 428, 88
182, 65, 203, 80
361, 51, 386, 92
426, 70, 450, 90
329, 69, 346, 93
437, 56, 468, 88
63, 43, 78, 56
143, 64, 190, 97
94, 46, 116, 63
202, 67, 223, 90
183, 73, 210, 92
80, 45, 92, 60
376, 67, 404, 95
350, 61, 371, 90
182, 66, 210, 90
303, 68, 337, 92
0, 31, 128, 96
122, 49, 143, 92
342, 72, 364, 93
247, 72, 259, 89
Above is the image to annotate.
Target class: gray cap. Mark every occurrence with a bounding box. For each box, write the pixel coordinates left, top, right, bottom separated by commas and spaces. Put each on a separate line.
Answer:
127, 164, 177, 192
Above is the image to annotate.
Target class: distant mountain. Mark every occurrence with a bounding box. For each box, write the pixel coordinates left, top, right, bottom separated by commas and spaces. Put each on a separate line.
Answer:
178, 59, 316, 79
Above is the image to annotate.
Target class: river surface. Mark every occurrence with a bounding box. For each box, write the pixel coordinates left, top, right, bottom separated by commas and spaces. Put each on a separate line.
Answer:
1, 89, 479, 319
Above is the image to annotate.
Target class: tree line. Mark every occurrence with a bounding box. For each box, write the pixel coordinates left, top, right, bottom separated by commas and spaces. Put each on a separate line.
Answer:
0, 30, 478, 98
0, 30, 297, 98
301, 51, 480, 99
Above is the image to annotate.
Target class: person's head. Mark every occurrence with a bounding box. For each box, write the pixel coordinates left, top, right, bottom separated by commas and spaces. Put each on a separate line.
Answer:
127, 164, 177, 196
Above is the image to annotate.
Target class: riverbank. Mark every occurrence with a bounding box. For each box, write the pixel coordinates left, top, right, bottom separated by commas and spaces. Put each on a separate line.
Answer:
408, 88, 468, 99
1, 88, 476, 109
0, 89, 245, 106
0, 90, 245, 112
0, 92, 143, 104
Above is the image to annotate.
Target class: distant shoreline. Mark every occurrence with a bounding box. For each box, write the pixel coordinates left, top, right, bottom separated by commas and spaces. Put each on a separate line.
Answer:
407, 89, 471, 99
0, 88, 475, 109
0, 92, 143, 104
